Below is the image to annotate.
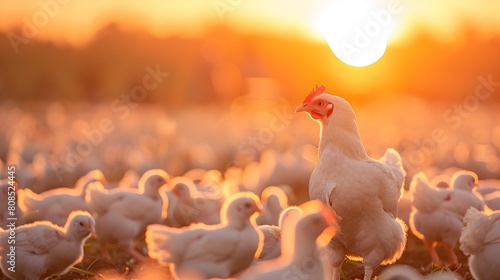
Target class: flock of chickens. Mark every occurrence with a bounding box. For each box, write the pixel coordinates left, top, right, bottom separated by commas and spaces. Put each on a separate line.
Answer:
0, 87, 499, 280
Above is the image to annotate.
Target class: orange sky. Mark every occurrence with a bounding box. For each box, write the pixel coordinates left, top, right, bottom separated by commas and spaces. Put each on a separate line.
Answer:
1, 0, 500, 46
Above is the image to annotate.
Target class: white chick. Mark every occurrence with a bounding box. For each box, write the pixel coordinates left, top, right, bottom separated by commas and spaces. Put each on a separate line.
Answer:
477, 179, 500, 193
164, 176, 221, 227
257, 206, 303, 261
86, 169, 169, 261
409, 172, 483, 268
146, 192, 262, 280
475, 186, 499, 197
255, 225, 280, 262
18, 171, 104, 226
73, 169, 107, 191
378, 264, 461, 280
460, 207, 500, 280
182, 168, 206, 185
221, 166, 244, 198
444, 170, 484, 216
239, 200, 338, 280
197, 169, 223, 193
118, 170, 140, 189
256, 186, 289, 226
0, 211, 94, 280
97, 169, 138, 190
377, 265, 422, 280
430, 174, 451, 189
481, 191, 500, 210
427, 271, 462, 280
197, 169, 226, 208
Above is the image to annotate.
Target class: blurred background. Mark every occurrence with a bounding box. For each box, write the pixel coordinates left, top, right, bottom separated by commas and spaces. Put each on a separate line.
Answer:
1, 0, 499, 195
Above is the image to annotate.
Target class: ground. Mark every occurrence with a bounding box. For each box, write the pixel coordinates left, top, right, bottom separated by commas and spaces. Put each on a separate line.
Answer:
0, 234, 475, 280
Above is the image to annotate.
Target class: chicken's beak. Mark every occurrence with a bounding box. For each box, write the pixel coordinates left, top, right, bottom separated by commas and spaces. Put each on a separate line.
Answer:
295, 104, 308, 113
89, 224, 95, 234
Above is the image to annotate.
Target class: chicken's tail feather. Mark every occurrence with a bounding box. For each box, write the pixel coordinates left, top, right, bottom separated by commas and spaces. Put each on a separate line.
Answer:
84, 182, 109, 214
17, 188, 40, 212
145, 224, 180, 264
79, 177, 101, 198
380, 148, 405, 173
381, 217, 408, 265
460, 207, 487, 255
380, 148, 406, 192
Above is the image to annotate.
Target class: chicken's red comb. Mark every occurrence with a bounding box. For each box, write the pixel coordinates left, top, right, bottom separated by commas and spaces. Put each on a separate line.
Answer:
302, 84, 327, 105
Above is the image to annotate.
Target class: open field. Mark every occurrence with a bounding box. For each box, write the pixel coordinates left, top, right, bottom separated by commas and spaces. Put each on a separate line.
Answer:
1, 100, 498, 279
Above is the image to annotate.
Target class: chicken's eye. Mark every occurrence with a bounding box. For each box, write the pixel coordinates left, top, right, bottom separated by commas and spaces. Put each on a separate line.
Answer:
317, 101, 324, 107
244, 202, 252, 208
78, 222, 84, 226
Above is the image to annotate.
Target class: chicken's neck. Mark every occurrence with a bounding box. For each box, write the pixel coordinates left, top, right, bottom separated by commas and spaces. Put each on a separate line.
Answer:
79, 179, 95, 198
65, 230, 86, 244
291, 231, 318, 265
226, 217, 253, 230
318, 118, 368, 160
143, 188, 160, 200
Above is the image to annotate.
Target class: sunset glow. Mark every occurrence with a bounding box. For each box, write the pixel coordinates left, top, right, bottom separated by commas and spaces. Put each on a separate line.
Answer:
1, 0, 500, 48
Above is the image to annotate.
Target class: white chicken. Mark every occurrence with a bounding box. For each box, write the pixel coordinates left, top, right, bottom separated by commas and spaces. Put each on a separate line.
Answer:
409, 172, 483, 268
255, 186, 289, 226
257, 206, 303, 261
0, 211, 94, 280
146, 192, 262, 280
18, 170, 105, 226
101, 169, 139, 190
446, 170, 484, 216
73, 169, 107, 191
239, 200, 338, 280
377, 265, 422, 280
378, 264, 461, 280
85, 169, 169, 261
221, 166, 244, 198
477, 178, 500, 193
295, 85, 407, 280
481, 191, 500, 210
164, 176, 221, 227
117, 169, 140, 189
460, 207, 500, 280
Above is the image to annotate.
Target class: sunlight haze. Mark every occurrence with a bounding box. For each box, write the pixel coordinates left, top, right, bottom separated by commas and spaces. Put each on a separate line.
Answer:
1, 0, 500, 46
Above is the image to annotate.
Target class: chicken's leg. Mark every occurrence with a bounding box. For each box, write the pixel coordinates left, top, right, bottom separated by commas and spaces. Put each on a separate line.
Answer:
363, 250, 384, 280
423, 239, 442, 266
324, 239, 345, 280
124, 244, 147, 262
442, 242, 459, 269
364, 268, 374, 280
100, 241, 112, 260
332, 263, 343, 280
